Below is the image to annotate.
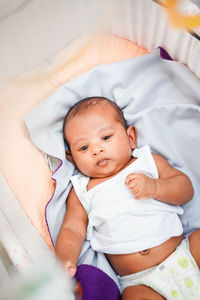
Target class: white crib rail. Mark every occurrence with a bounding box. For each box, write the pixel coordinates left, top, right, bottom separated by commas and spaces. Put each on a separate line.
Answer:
0, 171, 75, 300
0, 209, 32, 274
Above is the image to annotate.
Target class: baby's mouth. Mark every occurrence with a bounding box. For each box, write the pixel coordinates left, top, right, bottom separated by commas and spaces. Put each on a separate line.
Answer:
97, 158, 109, 167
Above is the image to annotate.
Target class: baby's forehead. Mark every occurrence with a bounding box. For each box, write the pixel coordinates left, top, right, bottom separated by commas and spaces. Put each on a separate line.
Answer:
63, 100, 125, 144
64, 102, 125, 147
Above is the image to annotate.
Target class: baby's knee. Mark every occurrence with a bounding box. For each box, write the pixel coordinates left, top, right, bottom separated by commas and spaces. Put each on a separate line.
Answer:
121, 285, 165, 300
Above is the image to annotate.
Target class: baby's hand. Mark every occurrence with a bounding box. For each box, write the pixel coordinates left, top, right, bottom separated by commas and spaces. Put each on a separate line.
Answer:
125, 173, 157, 200
63, 261, 77, 277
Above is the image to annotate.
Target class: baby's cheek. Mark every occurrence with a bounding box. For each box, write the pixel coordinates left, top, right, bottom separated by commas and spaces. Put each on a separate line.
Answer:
75, 158, 89, 173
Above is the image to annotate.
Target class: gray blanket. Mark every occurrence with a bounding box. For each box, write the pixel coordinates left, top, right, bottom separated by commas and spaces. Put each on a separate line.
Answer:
25, 48, 200, 284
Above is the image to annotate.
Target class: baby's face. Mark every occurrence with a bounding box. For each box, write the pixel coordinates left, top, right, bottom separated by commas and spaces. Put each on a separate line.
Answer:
65, 104, 136, 178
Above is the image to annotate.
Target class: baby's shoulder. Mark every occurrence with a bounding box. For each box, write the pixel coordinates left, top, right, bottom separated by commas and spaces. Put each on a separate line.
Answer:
152, 153, 168, 166
152, 153, 176, 177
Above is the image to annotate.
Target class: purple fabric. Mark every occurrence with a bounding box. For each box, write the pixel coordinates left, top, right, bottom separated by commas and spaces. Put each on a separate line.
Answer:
76, 264, 121, 300
159, 47, 173, 60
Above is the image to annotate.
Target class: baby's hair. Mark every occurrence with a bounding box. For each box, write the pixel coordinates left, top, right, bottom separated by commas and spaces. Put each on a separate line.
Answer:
63, 97, 127, 148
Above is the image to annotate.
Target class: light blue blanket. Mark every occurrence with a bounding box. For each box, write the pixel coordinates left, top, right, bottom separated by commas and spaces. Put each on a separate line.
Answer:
25, 48, 200, 284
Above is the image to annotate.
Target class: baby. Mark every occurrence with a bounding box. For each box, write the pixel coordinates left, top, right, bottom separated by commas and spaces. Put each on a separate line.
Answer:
56, 97, 200, 300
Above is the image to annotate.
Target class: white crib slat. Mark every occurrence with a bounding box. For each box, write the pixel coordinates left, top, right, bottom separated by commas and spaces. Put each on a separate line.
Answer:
0, 209, 32, 273
0, 242, 11, 281
134, 0, 200, 79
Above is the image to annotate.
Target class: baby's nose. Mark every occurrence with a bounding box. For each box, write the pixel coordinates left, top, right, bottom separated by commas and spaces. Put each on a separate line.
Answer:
92, 145, 104, 156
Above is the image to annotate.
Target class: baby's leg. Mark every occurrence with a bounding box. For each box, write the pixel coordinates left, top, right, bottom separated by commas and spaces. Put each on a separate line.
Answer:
122, 285, 165, 300
188, 229, 200, 268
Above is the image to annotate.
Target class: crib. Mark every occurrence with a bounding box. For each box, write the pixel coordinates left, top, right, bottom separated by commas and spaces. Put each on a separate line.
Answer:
0, 0, 200, 299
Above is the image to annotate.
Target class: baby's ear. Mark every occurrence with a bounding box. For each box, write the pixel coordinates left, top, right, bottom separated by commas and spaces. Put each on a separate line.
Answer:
65, 150, 76, 166
127, 126, 137, 149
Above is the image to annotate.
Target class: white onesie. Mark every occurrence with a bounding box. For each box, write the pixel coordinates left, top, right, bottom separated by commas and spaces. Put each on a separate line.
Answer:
70, 145, 183, 254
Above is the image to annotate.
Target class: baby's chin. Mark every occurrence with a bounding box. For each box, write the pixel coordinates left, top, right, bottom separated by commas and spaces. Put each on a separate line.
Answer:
87, 158, 133, 179
84, 169, 113, 179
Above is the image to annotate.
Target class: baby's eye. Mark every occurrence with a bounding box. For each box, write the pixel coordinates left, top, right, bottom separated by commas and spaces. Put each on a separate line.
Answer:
102, 135, 111, 141
80, 145, 88, 151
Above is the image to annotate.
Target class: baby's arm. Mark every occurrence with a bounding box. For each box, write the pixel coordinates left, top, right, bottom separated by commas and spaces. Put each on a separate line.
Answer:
125, 154, 194, 205
56, 188, 88, 277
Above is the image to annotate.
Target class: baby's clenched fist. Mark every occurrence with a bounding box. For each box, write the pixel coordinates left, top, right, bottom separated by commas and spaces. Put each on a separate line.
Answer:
125, 172, 157, 200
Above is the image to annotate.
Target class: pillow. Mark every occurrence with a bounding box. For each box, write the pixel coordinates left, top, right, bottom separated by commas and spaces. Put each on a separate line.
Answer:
0, 34, 148, 251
